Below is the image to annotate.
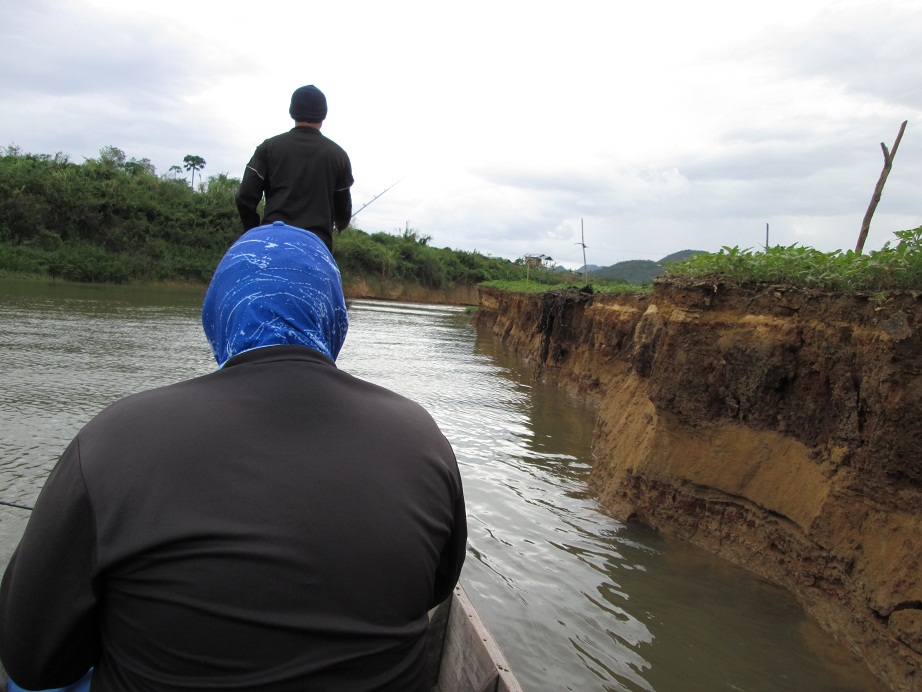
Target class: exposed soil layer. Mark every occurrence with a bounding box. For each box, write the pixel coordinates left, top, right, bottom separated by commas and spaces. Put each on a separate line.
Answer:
474, 280, 922, 691
342, 277, 479, 305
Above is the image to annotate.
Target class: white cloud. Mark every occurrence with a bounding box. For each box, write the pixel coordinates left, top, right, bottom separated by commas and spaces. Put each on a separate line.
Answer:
1, 0, 920, 268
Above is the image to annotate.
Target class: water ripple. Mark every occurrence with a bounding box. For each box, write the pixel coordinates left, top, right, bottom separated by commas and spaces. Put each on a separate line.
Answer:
0, 288, 882, 691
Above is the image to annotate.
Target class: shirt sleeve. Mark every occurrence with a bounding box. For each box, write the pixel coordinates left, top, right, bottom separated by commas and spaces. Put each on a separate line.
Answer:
235, 145, 268, 232
0, 438, 100, 690
333, 188, 352, 232
430, 461, 467, 608
335, 152, 354, 192
332, 152, 354, 233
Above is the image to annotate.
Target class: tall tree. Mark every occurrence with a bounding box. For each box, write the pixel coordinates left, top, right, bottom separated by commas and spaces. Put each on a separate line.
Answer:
99, 146, 127, 168
183, 154, 206, 190
125, 157, 155, 177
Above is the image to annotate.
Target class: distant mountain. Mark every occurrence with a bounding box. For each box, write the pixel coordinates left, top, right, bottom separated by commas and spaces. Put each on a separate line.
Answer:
590, 260, 660, 284
570, 264, 602, 274
659, 250, 702, 265
588, 250, 705, 285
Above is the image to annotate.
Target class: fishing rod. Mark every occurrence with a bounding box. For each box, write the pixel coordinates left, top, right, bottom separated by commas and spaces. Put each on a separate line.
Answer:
351, 175, 409, 220
0, 500, 33, 511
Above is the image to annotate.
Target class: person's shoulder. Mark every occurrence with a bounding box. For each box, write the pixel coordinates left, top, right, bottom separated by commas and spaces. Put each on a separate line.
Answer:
262, 129, 297, 146
315, 131, 349, 156
83, 374, 214, 430
338, 371, 436, 422
344, 381, 455, 456
328, 137, 350, 156
324, 139, 351, 168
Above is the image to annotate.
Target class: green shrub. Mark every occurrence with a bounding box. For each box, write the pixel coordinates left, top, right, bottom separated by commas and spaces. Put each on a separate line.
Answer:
333, 226, 535, 289
48, 243, 133, 283
666, 226, 922, 291
0, 148, 239, 283
0, 244, 50, 275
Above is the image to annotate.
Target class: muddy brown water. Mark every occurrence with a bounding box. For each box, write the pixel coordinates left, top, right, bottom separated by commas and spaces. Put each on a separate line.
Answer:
0, 279, 881, 690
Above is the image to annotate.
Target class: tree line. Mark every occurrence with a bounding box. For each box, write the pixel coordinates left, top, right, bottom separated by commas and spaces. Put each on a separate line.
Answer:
0, 146, 556, 288
6, 146, 915, 295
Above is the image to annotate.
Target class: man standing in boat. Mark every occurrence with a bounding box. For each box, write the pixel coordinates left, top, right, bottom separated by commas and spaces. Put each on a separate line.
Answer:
236, 85, 354, 251
0, 222, 466, 691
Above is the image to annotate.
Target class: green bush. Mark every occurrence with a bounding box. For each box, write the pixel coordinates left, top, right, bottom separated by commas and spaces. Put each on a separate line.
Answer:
0, 147, 239, 283
0, 244, 50, 275
48, 243, 134, 283
333, 226, 536, 289
666, 226, 922, 291
1, 147, 562, 289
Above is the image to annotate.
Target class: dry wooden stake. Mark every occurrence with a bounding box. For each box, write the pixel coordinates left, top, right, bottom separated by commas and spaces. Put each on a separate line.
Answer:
855, 120, 908, 254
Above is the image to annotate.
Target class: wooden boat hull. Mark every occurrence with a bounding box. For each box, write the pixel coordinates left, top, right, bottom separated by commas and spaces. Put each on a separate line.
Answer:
428, 585, 524, 692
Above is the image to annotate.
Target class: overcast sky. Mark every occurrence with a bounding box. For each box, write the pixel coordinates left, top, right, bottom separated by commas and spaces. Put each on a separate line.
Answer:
3, 0, 920, 268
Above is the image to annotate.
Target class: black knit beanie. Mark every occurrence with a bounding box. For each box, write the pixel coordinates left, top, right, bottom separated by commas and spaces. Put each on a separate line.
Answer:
289, 85, 328, 122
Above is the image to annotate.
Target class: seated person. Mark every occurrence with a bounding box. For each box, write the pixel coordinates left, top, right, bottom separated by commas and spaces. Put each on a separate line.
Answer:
0, 221, 467, 691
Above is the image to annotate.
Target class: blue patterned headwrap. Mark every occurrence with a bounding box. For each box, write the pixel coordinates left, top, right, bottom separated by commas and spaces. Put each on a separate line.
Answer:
202, 222, 349, 367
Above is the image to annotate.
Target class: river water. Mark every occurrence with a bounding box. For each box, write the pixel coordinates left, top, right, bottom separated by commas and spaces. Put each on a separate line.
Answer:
0, 278, 880, 691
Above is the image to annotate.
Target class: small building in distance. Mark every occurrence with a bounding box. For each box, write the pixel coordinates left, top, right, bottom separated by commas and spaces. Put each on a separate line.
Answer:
523, 254, 553, 269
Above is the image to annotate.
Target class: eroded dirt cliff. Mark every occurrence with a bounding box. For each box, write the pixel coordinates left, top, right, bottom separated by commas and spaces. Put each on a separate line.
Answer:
342, 277, 479, 305
474, 281, 922, 690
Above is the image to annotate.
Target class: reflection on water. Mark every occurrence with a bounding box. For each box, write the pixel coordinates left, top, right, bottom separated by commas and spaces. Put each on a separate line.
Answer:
0, 284, 879, 691
339, 300, 878, 691
0, 279, 213, 562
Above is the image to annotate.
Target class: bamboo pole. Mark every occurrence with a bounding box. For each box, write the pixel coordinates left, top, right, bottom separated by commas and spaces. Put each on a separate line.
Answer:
855, 121, 907, 254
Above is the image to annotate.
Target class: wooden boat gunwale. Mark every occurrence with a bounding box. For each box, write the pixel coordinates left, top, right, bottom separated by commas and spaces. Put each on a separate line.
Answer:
0, 585, 523, 692
428, 585, 524, 692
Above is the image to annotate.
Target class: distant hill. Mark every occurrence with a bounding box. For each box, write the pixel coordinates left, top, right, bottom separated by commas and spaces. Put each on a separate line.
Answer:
588, 250, 704, 285
567, 264, 602, 274
659, 250, 702, 264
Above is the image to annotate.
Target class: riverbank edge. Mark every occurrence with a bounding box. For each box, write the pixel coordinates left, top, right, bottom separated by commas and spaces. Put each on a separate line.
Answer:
472, 282, 922, 691
341, 276, 480, 305
0, 273, 482, 306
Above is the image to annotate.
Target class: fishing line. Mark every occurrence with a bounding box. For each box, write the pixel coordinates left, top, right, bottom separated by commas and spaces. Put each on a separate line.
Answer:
0, 500, 33, 511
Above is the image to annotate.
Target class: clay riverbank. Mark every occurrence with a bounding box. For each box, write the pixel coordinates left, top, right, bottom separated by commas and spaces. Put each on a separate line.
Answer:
474, 281, 922, 691
342, 276, 479, 305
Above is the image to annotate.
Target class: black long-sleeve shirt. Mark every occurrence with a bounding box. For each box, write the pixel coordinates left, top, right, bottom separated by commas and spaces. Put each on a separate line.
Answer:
0, 346, 466, 691
236, 126, 354, 251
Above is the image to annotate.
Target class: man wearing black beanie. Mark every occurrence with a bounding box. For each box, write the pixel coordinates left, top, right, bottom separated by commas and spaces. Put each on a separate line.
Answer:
235, 85, 353, 251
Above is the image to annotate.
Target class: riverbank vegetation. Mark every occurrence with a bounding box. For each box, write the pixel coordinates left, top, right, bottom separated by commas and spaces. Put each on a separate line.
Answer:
336, 224, 532, 288
0, 146, 585, 289
0, 146, 239, 283
480, 278, 647, 295
3, 146, 918, 294
664, 226, 922, 292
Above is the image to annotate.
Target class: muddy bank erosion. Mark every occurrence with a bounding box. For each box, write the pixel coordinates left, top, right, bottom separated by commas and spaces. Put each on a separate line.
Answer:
342, 276, 479, 305
474, 282, 922, 690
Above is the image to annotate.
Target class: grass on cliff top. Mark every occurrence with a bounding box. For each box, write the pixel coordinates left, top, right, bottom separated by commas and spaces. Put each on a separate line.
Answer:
480, 279, 649, 295
664, 226, 922, 292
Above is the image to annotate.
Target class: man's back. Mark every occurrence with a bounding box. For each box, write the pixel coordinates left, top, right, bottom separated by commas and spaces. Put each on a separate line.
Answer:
235, 85, 353, 250
1, 345, 465, 691
236, 127, 353, 251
